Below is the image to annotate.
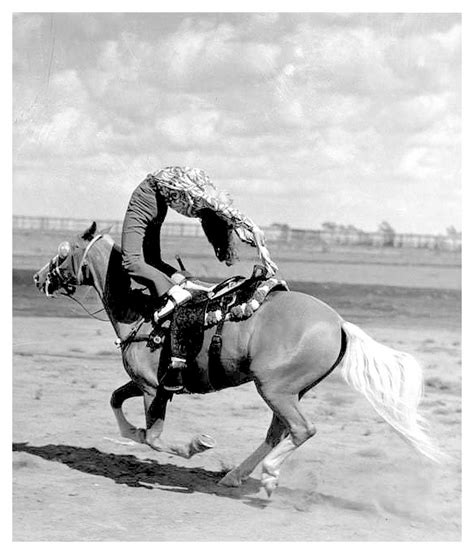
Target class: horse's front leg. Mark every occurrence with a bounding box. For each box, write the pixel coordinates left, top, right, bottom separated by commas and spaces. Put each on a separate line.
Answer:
144, 391, 216, 459
110, 380, 147, 444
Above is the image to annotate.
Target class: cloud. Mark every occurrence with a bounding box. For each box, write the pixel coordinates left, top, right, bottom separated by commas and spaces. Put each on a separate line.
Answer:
160, 109, 221, 148
385, 25, 461, 94
12, 13, 44, 63
158, 18, 281, 91
12, 13, 461, 233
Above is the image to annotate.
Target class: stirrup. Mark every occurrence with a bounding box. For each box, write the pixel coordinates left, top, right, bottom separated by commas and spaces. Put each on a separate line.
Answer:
163, 383, 184, 393
163, 364, 185, 392
163, 370, 184, 392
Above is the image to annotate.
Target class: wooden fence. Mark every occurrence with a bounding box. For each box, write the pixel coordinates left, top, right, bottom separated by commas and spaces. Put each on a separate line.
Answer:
12, 215, 462, 251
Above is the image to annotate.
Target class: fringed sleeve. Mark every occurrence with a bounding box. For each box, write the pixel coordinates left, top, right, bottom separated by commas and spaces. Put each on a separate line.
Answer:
151, 167, 278, 275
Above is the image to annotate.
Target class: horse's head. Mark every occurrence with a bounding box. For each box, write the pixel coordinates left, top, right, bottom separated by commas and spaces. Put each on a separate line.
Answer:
33, 222, 100, 297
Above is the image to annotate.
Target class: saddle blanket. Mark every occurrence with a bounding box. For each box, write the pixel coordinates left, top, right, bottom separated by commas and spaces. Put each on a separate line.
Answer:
204, 277, 288, 328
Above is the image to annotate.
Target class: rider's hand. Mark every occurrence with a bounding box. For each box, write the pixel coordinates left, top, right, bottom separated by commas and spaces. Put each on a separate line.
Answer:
252, 226, 278, 276
252, 227, 267, 247
260, 246, 278, 276
171, 272, 188, 285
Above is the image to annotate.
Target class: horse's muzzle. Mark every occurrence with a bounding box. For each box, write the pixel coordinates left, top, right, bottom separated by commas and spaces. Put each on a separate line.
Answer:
33, 272, 45, 292
33, 270, 55, 296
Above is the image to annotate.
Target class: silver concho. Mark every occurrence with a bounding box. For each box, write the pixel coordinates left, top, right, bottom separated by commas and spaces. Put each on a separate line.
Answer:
57, 241, 71, 259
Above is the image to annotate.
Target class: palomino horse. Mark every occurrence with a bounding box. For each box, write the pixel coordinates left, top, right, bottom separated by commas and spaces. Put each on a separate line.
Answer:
34, 222, 442, 496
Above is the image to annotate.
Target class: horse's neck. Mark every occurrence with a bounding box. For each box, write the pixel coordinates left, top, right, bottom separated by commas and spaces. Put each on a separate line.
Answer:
88, 239, 147, 339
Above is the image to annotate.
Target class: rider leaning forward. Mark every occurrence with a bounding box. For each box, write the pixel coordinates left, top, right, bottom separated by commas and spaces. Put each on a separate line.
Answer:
121, 166, 278, 392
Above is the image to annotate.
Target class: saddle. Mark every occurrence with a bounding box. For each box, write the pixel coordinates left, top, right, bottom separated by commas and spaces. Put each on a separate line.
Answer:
150, 266, 288, 391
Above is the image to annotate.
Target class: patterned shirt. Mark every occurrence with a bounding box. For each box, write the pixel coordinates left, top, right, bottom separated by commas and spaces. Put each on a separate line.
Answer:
150, 167, 258, 246
148, 166, 278, 275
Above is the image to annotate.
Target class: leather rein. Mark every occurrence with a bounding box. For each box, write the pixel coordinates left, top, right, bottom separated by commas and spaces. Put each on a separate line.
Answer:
67, 234, 147, 344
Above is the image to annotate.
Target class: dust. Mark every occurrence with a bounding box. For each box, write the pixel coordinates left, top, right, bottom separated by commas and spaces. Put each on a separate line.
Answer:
265, 441, 452, 525
380, 465, 438, 521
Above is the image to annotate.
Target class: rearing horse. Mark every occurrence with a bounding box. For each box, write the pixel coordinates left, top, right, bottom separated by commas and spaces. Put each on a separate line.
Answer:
33, 222, 442, 496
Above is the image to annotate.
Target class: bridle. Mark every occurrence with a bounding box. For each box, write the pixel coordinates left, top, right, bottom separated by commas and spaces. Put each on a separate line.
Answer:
75, 234, 103, 285
47, 233, 109, 321
42, 254, 76, 297
41, 234, 105, 316
51, 232, 146, 337
45, 235, 101, 293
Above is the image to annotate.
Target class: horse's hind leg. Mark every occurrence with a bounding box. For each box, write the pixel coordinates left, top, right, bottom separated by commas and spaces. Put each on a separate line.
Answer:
110, 380, 146, 444
258, 391, 316, 497
219, 414, 288, 487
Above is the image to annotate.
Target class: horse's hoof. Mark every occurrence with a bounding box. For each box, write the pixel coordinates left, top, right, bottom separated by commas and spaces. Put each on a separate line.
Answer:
189, 434, 216, 456
262, 473, 279, 498
219, 472, 241, 488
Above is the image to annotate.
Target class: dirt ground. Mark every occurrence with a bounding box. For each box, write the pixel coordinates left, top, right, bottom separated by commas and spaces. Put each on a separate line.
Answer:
12, 230, 461, 541
13, 312, 461, 541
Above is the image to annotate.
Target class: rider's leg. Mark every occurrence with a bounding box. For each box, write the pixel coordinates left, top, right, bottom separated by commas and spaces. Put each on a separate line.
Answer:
162, 307, 197, 393
122, 208, 196, 393
122, 207, 174, 298
123, 251, 194, 327
122, 254, 174, 298
123, 254, 191, 392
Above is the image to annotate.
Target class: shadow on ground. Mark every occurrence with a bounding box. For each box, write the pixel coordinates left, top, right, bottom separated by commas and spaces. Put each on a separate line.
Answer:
13, 441, 390, 516
13, 441, 262, 498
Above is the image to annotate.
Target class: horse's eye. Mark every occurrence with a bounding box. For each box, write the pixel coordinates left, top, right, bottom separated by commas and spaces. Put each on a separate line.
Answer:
58, 241, 71, 259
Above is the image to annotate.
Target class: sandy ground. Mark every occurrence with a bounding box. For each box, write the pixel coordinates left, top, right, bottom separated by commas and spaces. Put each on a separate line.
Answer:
12, 314, 461, 541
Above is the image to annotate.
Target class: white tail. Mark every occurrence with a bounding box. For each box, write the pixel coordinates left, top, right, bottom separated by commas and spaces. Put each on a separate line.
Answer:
340, 321, 444, 462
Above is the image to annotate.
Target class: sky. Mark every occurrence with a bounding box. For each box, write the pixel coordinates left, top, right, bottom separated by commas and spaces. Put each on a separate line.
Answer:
12, 12, 461, 234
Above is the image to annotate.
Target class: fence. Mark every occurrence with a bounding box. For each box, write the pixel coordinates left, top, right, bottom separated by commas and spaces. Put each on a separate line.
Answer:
12, 215, 462, 251
264, 225, 462, 251
12, 215, 203, 238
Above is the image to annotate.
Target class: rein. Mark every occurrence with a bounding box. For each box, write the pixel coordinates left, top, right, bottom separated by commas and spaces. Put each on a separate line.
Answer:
59, 290, 109, 322
113, 316, 148, 350
66, 234, 150, 346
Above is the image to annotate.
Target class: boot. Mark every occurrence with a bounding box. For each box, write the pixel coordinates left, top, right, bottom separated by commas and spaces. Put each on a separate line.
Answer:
183, 279, 213, 293
154, 285, 192, 323
163, 357, 187, 393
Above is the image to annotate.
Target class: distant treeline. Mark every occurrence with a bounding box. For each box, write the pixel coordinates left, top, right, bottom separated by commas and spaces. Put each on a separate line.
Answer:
13, 215, 462, 252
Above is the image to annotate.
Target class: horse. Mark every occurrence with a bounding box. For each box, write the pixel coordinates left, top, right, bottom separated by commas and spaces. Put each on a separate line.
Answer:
33, 222, 443, 496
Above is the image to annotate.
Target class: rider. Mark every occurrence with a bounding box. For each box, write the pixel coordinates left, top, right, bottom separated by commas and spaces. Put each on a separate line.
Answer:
121, 166, 278, 392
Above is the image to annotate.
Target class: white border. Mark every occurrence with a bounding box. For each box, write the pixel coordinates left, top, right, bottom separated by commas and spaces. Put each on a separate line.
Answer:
5, 2, 470, 552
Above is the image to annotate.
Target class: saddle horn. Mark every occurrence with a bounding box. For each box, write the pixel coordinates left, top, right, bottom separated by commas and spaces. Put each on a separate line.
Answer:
175, 255, 186, 272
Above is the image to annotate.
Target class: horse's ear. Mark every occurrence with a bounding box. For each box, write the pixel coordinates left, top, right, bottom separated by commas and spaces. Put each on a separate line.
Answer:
81, 222, 97, 242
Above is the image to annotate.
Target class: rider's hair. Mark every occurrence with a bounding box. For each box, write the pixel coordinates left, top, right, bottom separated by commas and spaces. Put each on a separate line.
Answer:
200, 209, 237, 266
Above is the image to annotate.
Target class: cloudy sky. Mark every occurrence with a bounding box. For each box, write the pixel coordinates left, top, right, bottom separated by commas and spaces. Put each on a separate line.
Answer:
13, 12, 461, 234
